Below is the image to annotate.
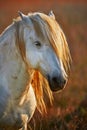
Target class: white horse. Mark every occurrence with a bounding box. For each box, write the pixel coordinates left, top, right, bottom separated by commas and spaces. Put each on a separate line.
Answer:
0, 11, 71, 130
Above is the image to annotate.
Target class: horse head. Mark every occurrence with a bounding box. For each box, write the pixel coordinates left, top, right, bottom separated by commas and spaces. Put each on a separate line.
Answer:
18, 11, 71, 92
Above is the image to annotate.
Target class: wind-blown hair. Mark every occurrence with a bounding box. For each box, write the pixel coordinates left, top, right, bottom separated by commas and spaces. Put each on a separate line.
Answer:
15, 12, 71, 114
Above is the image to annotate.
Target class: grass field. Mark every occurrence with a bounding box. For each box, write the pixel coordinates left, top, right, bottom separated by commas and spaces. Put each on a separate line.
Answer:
0, 1, 87, 130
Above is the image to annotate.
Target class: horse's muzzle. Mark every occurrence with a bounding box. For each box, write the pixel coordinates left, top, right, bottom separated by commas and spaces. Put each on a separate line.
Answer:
47, 74, 67, 92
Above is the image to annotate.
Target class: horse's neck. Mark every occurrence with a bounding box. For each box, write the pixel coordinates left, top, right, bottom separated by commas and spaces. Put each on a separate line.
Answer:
0, 23, 33, 100
0, 24, 15, 45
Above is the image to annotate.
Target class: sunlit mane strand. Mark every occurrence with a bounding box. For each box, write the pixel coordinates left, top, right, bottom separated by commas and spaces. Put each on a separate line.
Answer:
31, 71, 53, 114
41, 14, 71, 72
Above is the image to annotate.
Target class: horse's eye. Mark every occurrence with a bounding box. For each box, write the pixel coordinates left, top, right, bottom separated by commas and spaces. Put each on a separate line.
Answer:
34, 41, 41, 48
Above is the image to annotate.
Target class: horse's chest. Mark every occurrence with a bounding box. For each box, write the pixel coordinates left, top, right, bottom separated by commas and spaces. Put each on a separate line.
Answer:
0, 57, 29, 100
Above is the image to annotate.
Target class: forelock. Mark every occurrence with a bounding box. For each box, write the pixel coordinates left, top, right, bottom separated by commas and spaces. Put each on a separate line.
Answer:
37, 13, 71, 73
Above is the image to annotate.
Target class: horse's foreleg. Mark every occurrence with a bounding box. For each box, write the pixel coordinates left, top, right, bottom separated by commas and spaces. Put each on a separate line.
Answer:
0, 85, 10, 118
19, 114, 28, 130
23, 123, 27, 130
19, 123, 27, 130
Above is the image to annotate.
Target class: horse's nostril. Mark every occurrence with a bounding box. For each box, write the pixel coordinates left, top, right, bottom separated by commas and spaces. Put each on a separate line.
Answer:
52, 77, 58, 83
52, 76, 66, 86
47, 74, 67, 91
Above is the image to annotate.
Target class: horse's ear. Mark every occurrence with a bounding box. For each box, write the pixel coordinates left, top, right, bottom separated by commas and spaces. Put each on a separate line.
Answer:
48, 11, 55, 20
18, 11, 27, 20
18, 11, 32, 25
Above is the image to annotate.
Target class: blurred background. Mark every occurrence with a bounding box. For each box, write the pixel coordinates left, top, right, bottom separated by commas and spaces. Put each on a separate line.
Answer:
0, 0, 87, 130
